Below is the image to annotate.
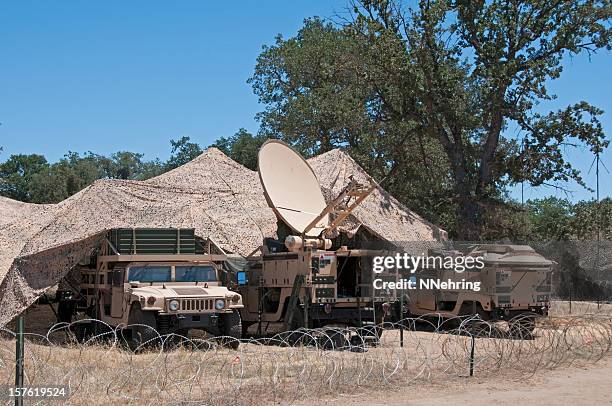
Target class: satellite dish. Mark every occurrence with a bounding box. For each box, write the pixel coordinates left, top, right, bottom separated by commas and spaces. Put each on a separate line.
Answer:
258, 140, 329, 237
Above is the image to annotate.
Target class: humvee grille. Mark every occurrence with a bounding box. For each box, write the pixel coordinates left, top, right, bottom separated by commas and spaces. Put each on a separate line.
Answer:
180, 298, 214, 311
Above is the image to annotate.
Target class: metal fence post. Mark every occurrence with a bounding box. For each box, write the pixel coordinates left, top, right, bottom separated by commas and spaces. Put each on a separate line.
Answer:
15, 315, 24, 406
399, 295, 404, 348
304, 294, 309, 329
469, 333, 475, 377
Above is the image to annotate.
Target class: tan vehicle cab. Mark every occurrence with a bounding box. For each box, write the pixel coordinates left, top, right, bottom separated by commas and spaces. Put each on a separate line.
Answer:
57, 228, 243, 348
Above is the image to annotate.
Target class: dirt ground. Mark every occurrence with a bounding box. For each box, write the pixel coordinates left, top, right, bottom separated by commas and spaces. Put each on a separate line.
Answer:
307, 354, 612, 406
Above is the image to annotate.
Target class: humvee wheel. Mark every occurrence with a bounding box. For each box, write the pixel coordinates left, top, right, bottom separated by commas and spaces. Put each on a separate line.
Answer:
241, 321, 254, 338
219, 310, 242, 349
281, 307, 307, 346
71, 321, 92, 343
127, 303, 159, 350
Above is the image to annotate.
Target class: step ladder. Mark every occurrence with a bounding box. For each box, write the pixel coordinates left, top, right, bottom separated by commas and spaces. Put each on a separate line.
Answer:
284, 274, 305, 330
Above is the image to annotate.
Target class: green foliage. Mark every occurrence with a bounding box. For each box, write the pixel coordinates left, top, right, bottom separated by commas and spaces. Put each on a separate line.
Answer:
0, 150, 165, 203
213, 128, 268, 170
519, 197, 612, 241
104, 151, 163, 180
0, 154, 49, 201
526, 197, 573, 240
250, 1, 611, 238
166, 136, 203, 170
571, 198, 612, 239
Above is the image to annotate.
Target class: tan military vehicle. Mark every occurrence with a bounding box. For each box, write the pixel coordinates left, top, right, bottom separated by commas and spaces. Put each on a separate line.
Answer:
238, 245, 386, 334
395, 244, 553, 335
236, 141, 388, 342
57, 228, 243, 348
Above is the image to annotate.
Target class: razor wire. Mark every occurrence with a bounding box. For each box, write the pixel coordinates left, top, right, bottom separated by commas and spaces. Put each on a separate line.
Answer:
0, 308, 611, 405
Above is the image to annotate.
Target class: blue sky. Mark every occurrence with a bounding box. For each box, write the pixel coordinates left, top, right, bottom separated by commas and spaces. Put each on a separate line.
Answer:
0, 1, 609, 201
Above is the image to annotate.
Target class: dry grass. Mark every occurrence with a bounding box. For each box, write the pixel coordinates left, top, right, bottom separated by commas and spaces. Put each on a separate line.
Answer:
0, 302, 610, 405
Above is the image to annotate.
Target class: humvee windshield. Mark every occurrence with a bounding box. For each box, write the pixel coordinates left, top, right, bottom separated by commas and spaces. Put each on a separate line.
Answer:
128, 266, 172, 282
126, 265, 217, 283
175, 265, 216, 282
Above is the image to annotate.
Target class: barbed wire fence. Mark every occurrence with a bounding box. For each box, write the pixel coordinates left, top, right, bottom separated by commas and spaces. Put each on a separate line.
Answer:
1, 304, 611, 405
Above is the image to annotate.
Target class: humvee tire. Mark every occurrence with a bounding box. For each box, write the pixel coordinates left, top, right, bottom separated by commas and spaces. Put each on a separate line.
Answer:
457, 302, 491, 336
128, 303, 160, 350
282, 306, 307, 346
219, 309, 242, 349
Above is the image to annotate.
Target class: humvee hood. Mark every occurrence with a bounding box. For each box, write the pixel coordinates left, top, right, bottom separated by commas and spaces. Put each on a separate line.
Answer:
131, 285, 234, 298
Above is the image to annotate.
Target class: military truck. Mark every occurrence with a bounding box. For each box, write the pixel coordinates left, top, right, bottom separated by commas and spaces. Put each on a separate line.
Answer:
236, 140, 389, 341
57, 228, 243, 348
237, 243, 388, 337
392, 244, 553, 335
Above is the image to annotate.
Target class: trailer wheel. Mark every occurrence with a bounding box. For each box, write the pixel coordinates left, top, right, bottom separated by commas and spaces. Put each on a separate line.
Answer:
127, 303, 159, 350
219, 310, 242, 349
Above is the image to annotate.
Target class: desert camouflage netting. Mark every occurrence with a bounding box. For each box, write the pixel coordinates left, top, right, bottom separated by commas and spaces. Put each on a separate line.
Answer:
0, 147, 444, 326
309, 149, 445, 242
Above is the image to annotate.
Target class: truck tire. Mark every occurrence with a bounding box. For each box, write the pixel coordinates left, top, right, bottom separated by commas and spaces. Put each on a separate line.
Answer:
127, 303, 159, 350
72, 321, 92, 342
57, 300, 75, 323
509, 314, 536, 339
321, 328, 350, 350
458, 302, 491, 336
219, 310, 242, 349
283, 307, 306, 346
241, 321, 254, 338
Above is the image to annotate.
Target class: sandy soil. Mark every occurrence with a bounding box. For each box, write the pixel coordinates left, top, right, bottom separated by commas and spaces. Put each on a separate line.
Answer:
310, 355, 612, 406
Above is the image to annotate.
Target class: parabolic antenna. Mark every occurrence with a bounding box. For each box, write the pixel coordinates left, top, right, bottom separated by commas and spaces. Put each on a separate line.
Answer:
258, 140, 329, 237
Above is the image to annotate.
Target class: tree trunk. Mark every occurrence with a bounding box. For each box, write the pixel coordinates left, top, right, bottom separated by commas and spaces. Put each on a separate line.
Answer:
443, 139, 484, 241
456, 195, 484, 240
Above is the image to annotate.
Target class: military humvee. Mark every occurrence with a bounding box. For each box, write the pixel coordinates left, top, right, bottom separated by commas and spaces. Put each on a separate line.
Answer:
394, 244, 553, 335
57, 228, 243, 348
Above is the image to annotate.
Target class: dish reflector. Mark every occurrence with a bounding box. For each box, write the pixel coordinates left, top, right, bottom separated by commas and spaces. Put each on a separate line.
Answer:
258, 140, 329, 236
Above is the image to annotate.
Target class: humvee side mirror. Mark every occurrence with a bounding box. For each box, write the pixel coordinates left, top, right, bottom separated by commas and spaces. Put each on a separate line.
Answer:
237, 271, 247, 285
113, 268, 125, 286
